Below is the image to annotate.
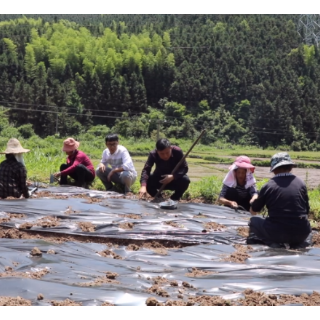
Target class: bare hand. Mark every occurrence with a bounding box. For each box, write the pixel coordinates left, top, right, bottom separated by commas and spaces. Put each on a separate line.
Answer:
99, 163, 106, 173
159, 174, 174, 184
139, 186, 147, 199
230, 201, 238, 208
107, 170, 114, 182
53, 172, 61, 178
26, 180, 33, 186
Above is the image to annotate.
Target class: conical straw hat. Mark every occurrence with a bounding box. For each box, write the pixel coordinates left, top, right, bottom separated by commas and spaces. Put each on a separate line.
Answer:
1, 138, 30, 154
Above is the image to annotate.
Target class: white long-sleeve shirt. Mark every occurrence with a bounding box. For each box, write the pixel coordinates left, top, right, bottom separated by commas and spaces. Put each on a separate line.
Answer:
100, 145, 137, 177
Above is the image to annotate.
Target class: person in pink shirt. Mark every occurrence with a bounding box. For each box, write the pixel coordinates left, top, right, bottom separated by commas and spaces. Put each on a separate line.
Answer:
53, 137, 95, 189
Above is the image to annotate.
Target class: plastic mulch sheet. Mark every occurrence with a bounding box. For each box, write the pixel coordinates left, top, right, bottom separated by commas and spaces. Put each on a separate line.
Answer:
0, 186, 318, 306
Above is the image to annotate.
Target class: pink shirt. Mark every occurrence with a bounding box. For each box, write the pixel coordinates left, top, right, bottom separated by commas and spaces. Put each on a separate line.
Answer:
60, 150, 95, 177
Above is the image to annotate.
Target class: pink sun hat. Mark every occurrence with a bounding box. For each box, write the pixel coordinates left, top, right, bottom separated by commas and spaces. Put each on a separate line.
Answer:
62, 138, 80, 152
233, 156, 255, 171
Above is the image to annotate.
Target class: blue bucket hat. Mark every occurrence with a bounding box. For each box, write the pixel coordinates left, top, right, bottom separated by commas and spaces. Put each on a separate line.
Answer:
270, 152, 296, 172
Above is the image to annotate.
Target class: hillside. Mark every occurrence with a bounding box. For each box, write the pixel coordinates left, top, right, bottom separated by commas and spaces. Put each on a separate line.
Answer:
0, 14, 319, 150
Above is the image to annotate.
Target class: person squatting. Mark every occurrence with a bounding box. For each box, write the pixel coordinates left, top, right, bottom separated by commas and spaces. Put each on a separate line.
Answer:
0, 135, 312, 248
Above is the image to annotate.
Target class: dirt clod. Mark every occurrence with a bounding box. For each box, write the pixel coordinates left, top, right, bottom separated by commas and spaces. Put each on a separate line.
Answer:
146, 297, 163, 306
121, 214, 141, 219
237, 226, 249, 237
185, 267, 215, 277
37, 294, 44, 300
0, 296, 32, 306
312, 233, 320, 247
36, 216, 60, 228
203, 222, 225, 231
126, 244, 140, 251
223, 245, 252, 263
19, 223, 34, 230
101, 301, 115, 306
99, 249, 123, 260
119, 222, 134, 229
182, 281, 193, 288
51, 299, 82, 306
64, 206, 80, 215
147, 285, 169, 297
78, 222, 95, 232
30, 247, 42, 257
164, 221, 180, 228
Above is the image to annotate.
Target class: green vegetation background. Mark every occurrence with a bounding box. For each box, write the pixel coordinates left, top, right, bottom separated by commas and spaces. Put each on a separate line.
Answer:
0, 15, 320, 150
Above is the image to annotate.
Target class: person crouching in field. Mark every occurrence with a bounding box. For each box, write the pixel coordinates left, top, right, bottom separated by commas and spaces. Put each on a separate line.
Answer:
249, 152, 311, 247
54, 137, 95, 189
95, 134, 137, 195
218, 156, 258, 211
139, 138, 190, 201
0, 138, 30, 199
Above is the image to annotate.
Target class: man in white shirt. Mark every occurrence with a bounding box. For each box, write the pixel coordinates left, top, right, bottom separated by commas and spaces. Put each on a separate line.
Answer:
96, 134, 137, 194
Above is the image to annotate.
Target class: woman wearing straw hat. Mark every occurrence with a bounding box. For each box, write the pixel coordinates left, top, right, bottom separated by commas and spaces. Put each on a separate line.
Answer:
249, 152, 311, 247
53, 137, 95, 189
0, 138, 30, 199
218, 156, 258, 211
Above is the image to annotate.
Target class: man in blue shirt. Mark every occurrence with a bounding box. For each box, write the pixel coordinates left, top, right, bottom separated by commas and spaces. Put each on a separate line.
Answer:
249, 152, 311, 247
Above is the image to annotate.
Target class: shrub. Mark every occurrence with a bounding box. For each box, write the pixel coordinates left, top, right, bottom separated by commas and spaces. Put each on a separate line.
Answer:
18, 124, 35, 139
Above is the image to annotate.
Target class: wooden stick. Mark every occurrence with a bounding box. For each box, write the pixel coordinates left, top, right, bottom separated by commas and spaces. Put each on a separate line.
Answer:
154, 129, 206, 199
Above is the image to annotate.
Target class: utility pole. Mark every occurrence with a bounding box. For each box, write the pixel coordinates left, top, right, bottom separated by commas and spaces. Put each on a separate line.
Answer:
157, 119, 160, 141
55, 113, 58, 135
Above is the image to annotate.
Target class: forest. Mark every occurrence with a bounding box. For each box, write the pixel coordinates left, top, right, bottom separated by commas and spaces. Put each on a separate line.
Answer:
0, 14, 319, 150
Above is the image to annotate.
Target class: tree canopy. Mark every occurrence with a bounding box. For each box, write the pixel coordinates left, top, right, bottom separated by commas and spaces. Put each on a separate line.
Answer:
0, 14, 319, 150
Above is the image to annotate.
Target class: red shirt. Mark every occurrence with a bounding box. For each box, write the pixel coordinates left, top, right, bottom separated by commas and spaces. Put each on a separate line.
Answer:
60, 150, 95, 177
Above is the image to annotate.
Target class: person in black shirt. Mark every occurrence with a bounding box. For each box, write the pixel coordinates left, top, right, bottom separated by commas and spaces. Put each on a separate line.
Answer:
249, 152, 311, 247
139, 138, 190, 201
218, 156, 258, 211
0, 138, 30, 199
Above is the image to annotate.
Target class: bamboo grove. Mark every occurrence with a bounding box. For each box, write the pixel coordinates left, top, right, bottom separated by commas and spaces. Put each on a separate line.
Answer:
0, 14, 320, 150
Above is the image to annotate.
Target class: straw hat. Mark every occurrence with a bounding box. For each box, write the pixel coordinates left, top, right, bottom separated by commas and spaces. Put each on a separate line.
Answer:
62, 137, 80, 152
1, 138, 30, 154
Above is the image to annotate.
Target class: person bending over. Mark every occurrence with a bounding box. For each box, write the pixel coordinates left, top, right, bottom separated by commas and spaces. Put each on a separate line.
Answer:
249, 152, 311, 247
54, 137, 95, 189
96, 134, 137, 195
139, 138, 190, 201
0, 138, 30, 199
218, 156, 258, 211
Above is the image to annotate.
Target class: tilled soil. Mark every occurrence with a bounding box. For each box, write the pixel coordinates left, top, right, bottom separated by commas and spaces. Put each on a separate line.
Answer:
119, 222, 134, 229
30, 247, 42, 257
120, 214, 141, 219
185, 267, 216, 277
164, 221, 181, 228
312, 233, 320, 247
0, 296, 32, 306
147, 285, 170, 297
78, 222, 96, 232
98, 249, 123, 260
0, 226, 192, 248
0, 267, 49, 280
64, 206, 80, 215
222, 245, 253, 263
237, 226, 250, 237
101, 301, 115, 306
203, 222, 225, 231
146, 290, 320, 306
36, 216, 60, 228
77, 272, 120, 287
51, 299, 82, 306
